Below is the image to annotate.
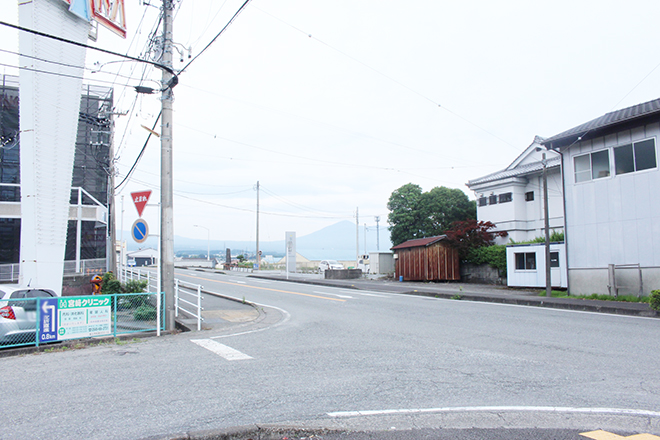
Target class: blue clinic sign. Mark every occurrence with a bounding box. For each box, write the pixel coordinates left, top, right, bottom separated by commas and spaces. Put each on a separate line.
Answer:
132, 218, 149, 243
40, 298, 59, 343
39, 296, 112, 342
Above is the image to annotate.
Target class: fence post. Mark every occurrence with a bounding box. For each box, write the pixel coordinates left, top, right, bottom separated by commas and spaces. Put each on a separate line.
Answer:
175, 279, 179, 318
113, 293, 118, 337
197, 284, 202, 331
35, 297, 41, 348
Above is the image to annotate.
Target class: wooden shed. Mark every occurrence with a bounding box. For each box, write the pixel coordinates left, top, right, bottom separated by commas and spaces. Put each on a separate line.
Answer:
391, 235, 460, 281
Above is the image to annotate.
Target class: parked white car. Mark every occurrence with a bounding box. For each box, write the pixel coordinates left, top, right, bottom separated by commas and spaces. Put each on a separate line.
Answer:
318, 260, 344, 272
0, 286, 57, 346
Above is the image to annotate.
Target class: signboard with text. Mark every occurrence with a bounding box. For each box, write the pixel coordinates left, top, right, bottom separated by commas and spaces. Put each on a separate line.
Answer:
131, 190, 152, 217
39, 296, 112, 342
62, 0, 127, 38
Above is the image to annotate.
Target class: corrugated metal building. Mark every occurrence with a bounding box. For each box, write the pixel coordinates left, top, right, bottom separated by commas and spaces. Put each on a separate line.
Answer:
391, 236, 460, 281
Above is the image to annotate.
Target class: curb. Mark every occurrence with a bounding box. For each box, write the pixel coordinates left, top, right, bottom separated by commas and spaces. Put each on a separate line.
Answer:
140, 424, 345, 440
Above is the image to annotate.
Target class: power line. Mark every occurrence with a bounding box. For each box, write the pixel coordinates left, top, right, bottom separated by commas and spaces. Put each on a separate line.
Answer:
253, 6, 521, 153
177, 0, 252, 75
0, 20, 178, 89
114, 110, 162, 190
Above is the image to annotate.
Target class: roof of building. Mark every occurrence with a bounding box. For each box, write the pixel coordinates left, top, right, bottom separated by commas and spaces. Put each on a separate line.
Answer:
542, 97, 660, 148
391, 235, 449, 250
467, 156, 560, 187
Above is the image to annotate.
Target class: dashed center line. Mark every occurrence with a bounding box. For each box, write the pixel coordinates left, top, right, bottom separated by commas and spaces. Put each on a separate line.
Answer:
313, 291, 353, 299
191, 339, 252, 361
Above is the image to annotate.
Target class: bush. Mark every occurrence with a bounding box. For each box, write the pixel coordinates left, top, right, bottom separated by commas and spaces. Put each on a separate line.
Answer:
123, 280, 148, 294
650, 290, 660, 311
465, 244, 507, 276
133, 304, 157, 321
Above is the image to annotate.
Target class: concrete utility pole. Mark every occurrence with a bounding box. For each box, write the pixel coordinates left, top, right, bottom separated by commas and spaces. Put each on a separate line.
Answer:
374, 216, 380, 251
161, 0, 175, 331
542, 152, 551, 297
355, 207, 359, 267
256, 181, 260, 270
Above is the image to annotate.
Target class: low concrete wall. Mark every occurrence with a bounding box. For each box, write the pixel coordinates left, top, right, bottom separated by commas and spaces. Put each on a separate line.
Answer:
325, 269, 362, 280
460, 263, 504, 285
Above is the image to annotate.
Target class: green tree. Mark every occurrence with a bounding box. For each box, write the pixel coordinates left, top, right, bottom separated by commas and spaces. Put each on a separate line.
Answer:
387, 183, 424, 246
419, 187, 476, 237
387, 183, 476, 246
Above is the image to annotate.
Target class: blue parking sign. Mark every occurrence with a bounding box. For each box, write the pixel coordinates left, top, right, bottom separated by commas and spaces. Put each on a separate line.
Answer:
39, 298, 59, 343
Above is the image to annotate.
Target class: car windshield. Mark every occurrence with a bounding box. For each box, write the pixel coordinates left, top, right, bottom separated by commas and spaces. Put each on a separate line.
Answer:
328, 260, 339, 264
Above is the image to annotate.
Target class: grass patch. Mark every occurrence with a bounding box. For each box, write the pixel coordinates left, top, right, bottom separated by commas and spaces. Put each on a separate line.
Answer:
540, 290, 650, 303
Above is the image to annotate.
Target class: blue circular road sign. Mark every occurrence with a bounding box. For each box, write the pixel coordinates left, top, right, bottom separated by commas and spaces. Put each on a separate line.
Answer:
132, 219, 149, 243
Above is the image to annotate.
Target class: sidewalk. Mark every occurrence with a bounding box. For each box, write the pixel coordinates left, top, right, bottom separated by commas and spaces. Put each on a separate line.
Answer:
249, 271, 658, 319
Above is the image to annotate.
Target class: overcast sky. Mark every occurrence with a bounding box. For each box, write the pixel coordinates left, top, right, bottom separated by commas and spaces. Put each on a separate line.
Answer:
3, 1, 660, 246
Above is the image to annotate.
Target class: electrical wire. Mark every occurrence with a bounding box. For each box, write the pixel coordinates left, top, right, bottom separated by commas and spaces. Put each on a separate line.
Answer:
114, 110, 162, 190
253, 6, 522, 153
178, 0, 252, 75
0, 21, 177, 85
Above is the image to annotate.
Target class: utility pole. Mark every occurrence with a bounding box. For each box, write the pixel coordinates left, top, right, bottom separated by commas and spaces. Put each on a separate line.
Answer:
355, 207, 359, 267
374, 216, 380, 251
542, 152, 551, 297
256, 181, 260, 270
160, 0, 175, 331
364, 223, 367, 256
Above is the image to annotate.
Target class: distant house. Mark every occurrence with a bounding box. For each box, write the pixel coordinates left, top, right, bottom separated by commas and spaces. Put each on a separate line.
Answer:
542, 98, 660, 296
466, 136, 564, 244
391, 236, 459, 281
127, 248, 158, 267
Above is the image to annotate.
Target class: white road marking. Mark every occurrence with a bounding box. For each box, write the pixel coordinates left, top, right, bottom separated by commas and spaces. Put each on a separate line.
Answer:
313, 291, 353, 299
340, 289, 390, 297
327, 406, 660, 418
191, 339, 252, 360
235, 280, 247, 284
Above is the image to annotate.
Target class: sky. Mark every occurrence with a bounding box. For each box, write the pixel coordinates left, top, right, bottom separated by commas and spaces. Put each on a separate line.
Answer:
3, 0, 660, 249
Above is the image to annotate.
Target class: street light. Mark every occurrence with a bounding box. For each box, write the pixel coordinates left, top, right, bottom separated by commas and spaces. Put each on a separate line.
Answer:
193, 224, 210, 261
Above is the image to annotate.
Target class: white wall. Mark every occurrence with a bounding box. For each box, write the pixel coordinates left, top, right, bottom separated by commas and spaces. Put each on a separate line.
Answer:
563, 123, 660, 296
507, 243, 567, 288
474, 168, 564, 245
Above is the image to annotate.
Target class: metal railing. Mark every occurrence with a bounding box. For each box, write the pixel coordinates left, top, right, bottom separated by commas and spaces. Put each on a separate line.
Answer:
175, 279, 204, 331
0, 259, 107, 282
63, 258, 107, 276
0, 263, 19, 283
0, 292, 165, 350
119, 266, 204, 331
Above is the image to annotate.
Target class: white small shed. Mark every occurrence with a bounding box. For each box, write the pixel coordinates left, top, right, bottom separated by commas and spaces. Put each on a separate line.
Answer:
506, 243, 567, 289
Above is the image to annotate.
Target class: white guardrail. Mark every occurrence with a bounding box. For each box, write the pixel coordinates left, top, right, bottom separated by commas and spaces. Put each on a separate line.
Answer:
119, 266, 204, 331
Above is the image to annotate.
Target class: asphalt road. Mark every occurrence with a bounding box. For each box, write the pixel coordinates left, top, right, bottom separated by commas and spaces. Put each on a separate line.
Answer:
1, 269, 659, 440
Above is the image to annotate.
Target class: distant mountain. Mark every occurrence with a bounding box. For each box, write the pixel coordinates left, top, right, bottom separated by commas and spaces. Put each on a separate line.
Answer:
124, 220, 392, 261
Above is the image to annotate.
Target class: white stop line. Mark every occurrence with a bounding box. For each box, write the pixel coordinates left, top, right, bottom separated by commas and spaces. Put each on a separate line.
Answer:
191, 339, 253, 361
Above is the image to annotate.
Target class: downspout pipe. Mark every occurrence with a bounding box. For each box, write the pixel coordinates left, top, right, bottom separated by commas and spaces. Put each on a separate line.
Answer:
545, 142, 570, 295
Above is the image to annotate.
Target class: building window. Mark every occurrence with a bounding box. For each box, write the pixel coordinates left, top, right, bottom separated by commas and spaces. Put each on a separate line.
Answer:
614, 138, 657, 175
478, 197, 487, 207
499, 192, 512, 203
550, 251, 559, 268
515, 252, 536, 270
525, 191, 534, 201
574, 149, 610, 183
488, 195, 498, 205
